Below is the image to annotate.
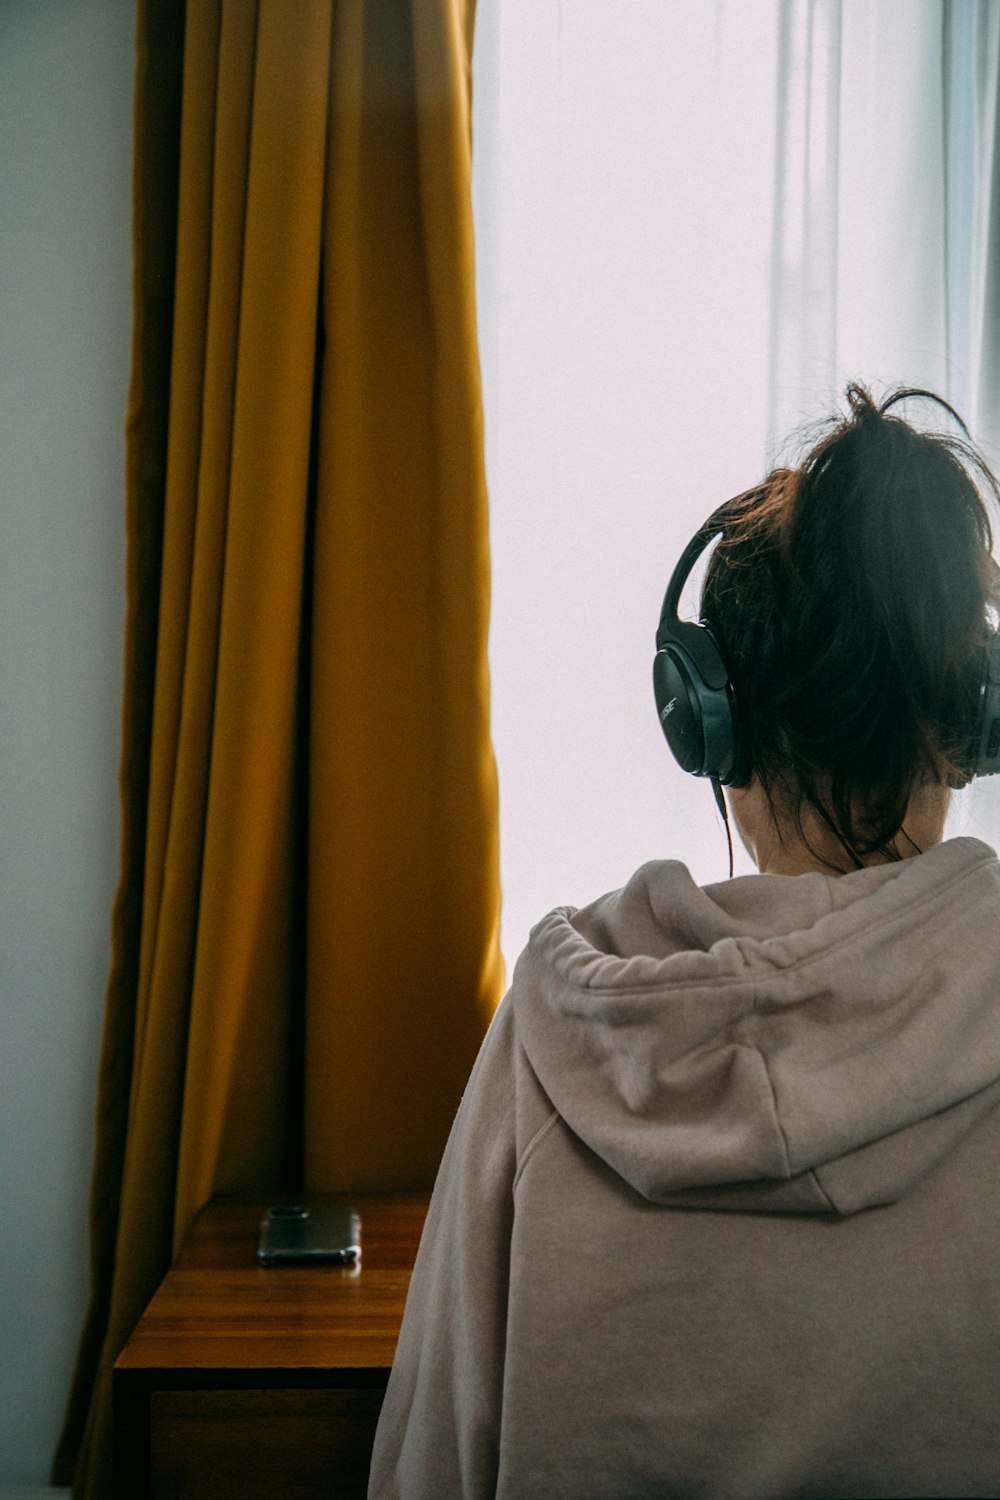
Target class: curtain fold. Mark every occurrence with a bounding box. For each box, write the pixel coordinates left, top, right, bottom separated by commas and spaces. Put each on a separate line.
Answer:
950, 0, 1000, 459
770, 0, 1000, 458
307, 0, 504, 1190
53, 0, 504, 1493
766, 0, 950, 457
766, 0, 843, 456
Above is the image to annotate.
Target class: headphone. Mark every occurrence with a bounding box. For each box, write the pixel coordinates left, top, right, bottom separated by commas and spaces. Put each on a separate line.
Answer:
652, 499, 751, 792
969, 634, 1000, 778
653, 497, 1000, 791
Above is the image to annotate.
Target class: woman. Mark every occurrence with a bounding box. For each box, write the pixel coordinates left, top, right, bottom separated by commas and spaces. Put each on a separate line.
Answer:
368, 386, 1000, 1499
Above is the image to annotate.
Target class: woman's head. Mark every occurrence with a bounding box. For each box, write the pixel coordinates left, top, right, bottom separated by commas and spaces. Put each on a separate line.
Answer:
701, 383, 1000, 872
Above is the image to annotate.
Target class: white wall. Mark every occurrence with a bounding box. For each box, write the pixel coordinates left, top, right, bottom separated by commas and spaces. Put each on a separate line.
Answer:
0, 0, 133, 1485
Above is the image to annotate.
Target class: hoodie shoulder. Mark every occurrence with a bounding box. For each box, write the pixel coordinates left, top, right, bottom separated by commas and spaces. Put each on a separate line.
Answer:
510, 838, 1000, 1214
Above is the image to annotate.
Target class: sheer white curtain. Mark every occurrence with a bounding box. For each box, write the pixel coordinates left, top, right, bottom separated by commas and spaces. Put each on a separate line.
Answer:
768, 0, 948, 451
472, 0, 1000, 973
945, 0, 1000, 459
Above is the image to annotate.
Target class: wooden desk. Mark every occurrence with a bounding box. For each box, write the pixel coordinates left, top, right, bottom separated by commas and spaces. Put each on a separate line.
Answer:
113, 1192, 429, 1499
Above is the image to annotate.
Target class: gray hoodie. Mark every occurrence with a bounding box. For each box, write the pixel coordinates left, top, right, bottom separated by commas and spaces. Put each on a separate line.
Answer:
368, 835, 1000, 1498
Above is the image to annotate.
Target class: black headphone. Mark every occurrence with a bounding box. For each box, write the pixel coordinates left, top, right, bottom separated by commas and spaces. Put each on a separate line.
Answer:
652, 499, 751, 791
653, 498, 1000, 790
971, 635, 1000, 778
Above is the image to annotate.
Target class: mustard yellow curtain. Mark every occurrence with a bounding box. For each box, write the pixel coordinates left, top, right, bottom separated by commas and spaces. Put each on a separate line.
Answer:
52, 0, 504, 1493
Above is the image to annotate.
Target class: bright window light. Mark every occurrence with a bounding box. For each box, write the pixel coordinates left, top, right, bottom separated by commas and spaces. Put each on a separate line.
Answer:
473, 0, 1000, 974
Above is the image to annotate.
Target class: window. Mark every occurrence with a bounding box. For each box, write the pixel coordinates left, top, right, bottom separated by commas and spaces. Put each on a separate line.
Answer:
474, 0, 1000, 969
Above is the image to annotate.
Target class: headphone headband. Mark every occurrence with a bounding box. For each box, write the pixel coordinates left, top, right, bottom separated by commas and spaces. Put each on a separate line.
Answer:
655, 490, 764, 648
654, 523, 723, 650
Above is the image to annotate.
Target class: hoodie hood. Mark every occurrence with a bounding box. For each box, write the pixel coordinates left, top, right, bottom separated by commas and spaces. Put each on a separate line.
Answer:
511, 836, 1000, 1215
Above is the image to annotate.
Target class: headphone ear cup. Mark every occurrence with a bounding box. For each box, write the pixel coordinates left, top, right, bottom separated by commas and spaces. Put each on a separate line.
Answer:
653, 645, 708, 775
973, 631, 1000, 778
654, 627, 741, 783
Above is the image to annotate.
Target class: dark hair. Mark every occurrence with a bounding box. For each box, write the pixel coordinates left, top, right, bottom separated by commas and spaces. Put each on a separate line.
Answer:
701, 383, 1000, 869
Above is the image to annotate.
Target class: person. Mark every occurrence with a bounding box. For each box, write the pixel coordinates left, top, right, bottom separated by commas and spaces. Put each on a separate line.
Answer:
367, 385, 1000, 1499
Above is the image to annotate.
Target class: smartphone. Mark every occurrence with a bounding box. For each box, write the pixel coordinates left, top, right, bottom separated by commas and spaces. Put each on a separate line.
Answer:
257, 1203, 361, 1265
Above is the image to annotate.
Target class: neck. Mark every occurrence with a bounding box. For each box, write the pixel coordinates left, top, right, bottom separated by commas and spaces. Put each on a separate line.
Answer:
729, 780, 951, 878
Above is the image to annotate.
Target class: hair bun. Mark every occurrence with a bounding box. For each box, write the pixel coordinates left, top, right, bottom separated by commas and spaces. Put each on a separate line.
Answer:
845, 382, 882, 422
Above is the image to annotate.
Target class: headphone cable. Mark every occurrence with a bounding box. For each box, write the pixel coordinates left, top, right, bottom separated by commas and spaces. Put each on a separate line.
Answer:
711, 776, 734, 879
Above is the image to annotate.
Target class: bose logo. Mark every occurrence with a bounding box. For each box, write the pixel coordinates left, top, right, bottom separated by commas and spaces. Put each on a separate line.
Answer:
660, 697, 677, 722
